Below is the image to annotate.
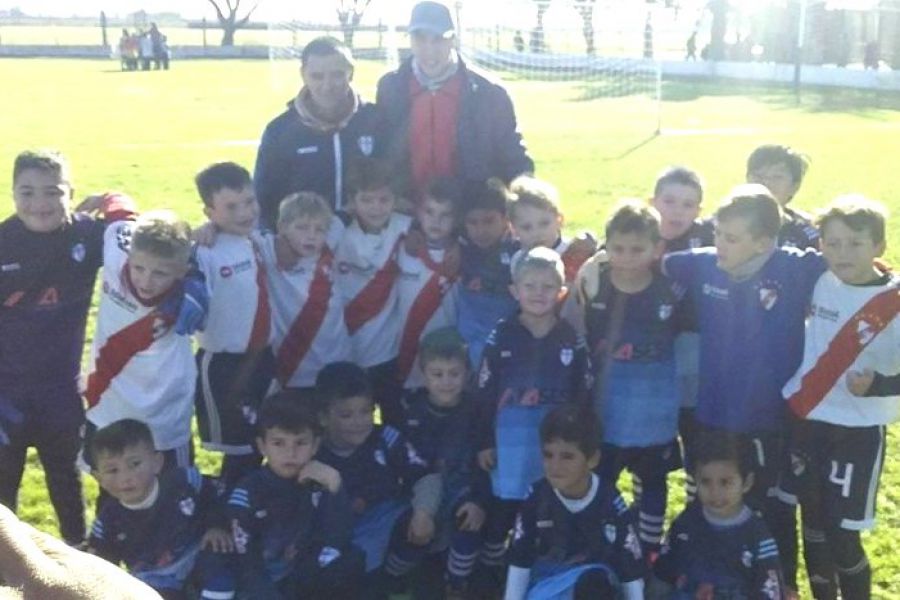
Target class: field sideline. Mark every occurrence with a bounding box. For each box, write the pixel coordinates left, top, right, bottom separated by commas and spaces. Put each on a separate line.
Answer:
1, 58, 899, 596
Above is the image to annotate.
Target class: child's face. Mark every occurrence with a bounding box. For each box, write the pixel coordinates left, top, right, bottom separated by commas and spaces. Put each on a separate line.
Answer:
510, 267, 564, 318
324, 395, 375, 451
695, 460, 753, 520
257, 426, 320, 480
747, 162, 799, 206
821, 219, 884, 285
422, 356, 467, 408
13, 168, 72, 233
606, 230, 663, 276
652, 183, 701, 241
511, 204, 561, 250
127, 249, 189, 301
204, 185, 259, 236
464, 208, 508, 249
353, 187, 395, 232
93, 442, 164, 505
541, 439, 599, 499
714, 216, 773, 275
301, 52, 353, 112
417, 196, 455, 243
279, 215, 329, 259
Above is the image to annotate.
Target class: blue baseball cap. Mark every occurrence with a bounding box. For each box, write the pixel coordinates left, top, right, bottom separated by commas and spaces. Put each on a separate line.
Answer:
409, 1, 455, 38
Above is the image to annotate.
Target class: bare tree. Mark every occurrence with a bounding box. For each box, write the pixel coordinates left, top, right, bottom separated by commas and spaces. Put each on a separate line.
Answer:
574, 0, 596, 55
530, 0, 550, 53
707, 0, 729, 60
206, 0, 259, 46
337, 0, 374, 49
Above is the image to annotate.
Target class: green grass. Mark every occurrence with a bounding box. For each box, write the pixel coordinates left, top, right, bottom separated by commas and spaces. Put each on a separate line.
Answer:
3, 58, 900, 597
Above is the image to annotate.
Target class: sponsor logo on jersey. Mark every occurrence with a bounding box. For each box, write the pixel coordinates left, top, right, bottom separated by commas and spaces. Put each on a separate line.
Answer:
857, 318, 875, 345
357, 135, 374, 157
702, 283, 728, 301
0, 262, 20, 272
536, 520, 553, 529
560, 348, 573, 366
71, 243, 86, 263
296, 145, 319, 155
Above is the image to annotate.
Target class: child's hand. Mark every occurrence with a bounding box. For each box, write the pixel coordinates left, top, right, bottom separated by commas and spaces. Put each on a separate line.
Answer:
455, 501, 486, 532
74, 194, 108, 215
192, 221, 217, 248
846, 369, 875, 396
407, 509, 435, 546
200, 527, 234, 553
575, 248, 608, 306
477, 448, 496, 471
298, 460, 341, 494
443, 243, 461, 279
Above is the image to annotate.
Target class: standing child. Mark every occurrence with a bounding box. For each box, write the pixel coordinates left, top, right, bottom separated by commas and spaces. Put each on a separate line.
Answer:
193, 162, 274, 487
655, 431, 786, 599
334, 158, 412, 427
778, 196, 899, 600
505, 405, 646, 600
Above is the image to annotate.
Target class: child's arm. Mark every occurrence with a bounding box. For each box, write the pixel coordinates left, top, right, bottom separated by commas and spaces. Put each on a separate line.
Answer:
750, 526, 786, 600
384, 428, 441, 545
570, 333, 594, 406
475, 334, 502, 469
311, 483, 356, 565
85, 514, 121, 565
653, 514, 685, 585
610, 512, 648, 596
75, 192, 138, 224
227, 482, 281, 597
190, 468, 233, 554
504, 495, 539, 600
847, 368, 900, 397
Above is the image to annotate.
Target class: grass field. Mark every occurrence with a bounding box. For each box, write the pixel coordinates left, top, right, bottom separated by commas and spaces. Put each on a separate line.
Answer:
2, 57, 899, 596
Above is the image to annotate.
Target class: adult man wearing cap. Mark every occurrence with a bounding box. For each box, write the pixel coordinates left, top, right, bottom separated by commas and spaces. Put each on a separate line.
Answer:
254, 36, 377, 229
375, 1, 533, 207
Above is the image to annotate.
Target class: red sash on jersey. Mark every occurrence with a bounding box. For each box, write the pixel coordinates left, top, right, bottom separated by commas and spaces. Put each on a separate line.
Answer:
84, 311, 170, 407
276, 249, 334, 385
395, 247, 458, 383
344, 237, 403, 335
246, 242, 271, 352
787, 286, 900, 418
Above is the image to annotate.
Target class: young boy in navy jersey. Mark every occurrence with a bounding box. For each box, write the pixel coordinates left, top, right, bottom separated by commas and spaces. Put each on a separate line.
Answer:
655, 432, 786, 600
88, 419, 234, 600
313, 362, 441, 588
778, 196, 899, 600
581, 200, 685, 557
193, 162, 274, 487
398, 328, 489, 596
228, 393, 363, 599
505, 405, 645, 600
476, 247, 593, 578
457, 178, 520, 369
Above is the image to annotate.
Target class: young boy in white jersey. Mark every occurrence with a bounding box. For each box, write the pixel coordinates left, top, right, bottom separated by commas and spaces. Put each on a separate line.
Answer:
778, 196, 899, 600
395, 177, 461, 390
193, 162, 275, 488
259, 191, 350, 392
335, 157, 412, 427
85, 211, 200, 470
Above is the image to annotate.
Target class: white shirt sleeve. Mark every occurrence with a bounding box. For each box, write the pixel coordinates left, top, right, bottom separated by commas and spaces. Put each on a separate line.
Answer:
504, 565, 531, 600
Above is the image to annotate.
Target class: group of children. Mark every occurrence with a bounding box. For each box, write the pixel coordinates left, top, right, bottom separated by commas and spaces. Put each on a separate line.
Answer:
0, 143, 897, 600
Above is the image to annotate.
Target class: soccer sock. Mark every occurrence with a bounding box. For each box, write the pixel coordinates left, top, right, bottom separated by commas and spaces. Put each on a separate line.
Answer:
384, 538, 425, 577
446, 528, 480, 587
683, 472, 697, 504
573, 569, 617, 600
637, 470, 667, 554
832, 529, 870, 600
802, 525, 837, 600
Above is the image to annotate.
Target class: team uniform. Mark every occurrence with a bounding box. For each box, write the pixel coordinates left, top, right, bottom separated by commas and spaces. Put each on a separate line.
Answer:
257, 230, 351, 389
456, 233, 520, 368
228, 466, 363, 598
779, 207, 819, 250
316, 425, 432, 573
89, 466, 234, 599
505, 475, 645, 600
85, 220, 196, 459
195, 233, 274, 473
582, 263, 685, 552
655, 503, 785, 600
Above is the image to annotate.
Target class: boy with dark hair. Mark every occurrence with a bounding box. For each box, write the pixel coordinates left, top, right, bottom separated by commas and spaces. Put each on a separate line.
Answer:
581, 200, 685, 556
505, 405, 645, 599
778, 195, 898, 600
194, 161, 274, 487
88, 419, 234, 600
228, 393, 363, 599
655, 431, 786, 599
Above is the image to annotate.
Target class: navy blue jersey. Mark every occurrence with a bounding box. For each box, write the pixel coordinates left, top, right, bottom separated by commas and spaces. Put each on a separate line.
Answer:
507, 476, 645, 582
655, 503, 785, 599
666, 220, 715, 253
663, 247, 825, 432
228, 466, 354, 583
316, 425, 430, 514
89, 467, 227, 587
476, 316, 593, 450
780, 207, 819, 251
400, 389, 491, 508
0, 214, 105, 389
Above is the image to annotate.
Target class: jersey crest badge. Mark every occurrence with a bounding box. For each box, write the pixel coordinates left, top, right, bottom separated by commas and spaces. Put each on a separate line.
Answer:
311, 490, 322, 508
117, 532, 127, 541
759, 287, 778, 310
742, 548, 753, 567
374, 449, 386, 466
658, 304, 673, 321
604, 523, 617, 543
116, 225, 132, 252
857, 319, 875, 345
560, 348, 573, 366
478, 361, 491, 388
790, 451, 807, 476
357, 135, 374, 157
179, 497, 195, 516
71, 243, 86, 263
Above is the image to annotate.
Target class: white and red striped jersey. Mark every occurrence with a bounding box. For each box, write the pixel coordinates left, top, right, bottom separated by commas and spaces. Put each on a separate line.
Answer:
84, 221, 195, 451
396, 243, 458, 389
783, 270, 900, 426
335, 213, 411, 367
195, 233, 271, 353
258, 232, 351, 388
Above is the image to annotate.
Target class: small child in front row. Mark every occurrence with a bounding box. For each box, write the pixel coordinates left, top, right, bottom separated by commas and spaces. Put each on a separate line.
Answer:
228, 393, 363, 599
193, 162, 275, 487
654, 431, 786, 599
335, 158, 412, 428
398, 328, 490, 596
88, 419, 234, 600
505, 405, 646, 600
